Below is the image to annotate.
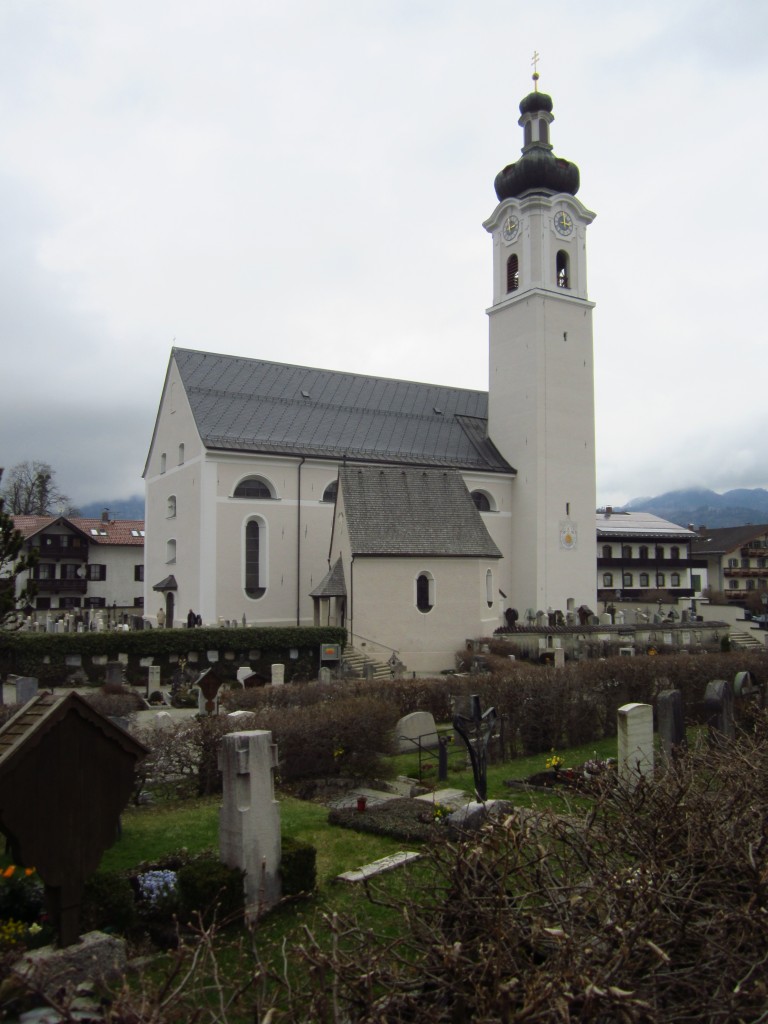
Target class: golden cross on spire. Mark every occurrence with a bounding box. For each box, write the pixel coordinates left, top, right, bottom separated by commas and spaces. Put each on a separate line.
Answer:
531, 50, 540, 90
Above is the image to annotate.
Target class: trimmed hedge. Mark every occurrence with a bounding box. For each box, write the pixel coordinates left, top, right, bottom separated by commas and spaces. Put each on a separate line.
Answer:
280, 836, 317, 896
0, 626, 346, 686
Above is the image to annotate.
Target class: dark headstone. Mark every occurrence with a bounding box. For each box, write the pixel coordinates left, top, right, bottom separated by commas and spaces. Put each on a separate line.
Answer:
704, 679, 735, 742
657, 689, 686, 758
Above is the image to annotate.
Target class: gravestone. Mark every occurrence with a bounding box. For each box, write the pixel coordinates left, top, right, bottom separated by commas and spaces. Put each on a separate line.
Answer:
453, 694, 497, 801
14, 676, 38, 706
318, 666, 332, 683
553, 648, 565, 669
105, 662, 123, 686
704, 679, 735, 742
395, 711, 439, 753
218, 730, 281, 921
617, 703, 653, 789
271, 663, 285, 685
0, 693, 146, 947
657, 689, 686, 759
155, 711, 173, 730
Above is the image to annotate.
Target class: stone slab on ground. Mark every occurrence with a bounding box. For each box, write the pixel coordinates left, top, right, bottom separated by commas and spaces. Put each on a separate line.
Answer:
336, 851, 421, 883
414, 788, 468, 809
327, 786, 401, 810
13, 931, 127, 1001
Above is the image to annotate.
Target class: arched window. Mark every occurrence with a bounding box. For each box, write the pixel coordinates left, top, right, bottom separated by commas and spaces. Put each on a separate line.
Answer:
234, 477, 274, 499
539, 118, 549, 144
602, 545, 612, 559
655, 546, 664, 559
322, 480, 338, 503
639, 545, 649, 560
245, 520, 266, 598
622, 572, 633, 587
416, 572, 434, 613
506, 253, 519, 292
166, 539, 176, 564
603, 572, 613, 587
656, 572, 666, 587
670, 546, 680, 560
160, 453, 167, 474
622, 545, 632, 559
639, 573, 649, 587
556, 250, 570, 289
471, 490, 492, 512
486, 569, 493, 608
167, 495, 176, 518
524, 121, 532, 146
178, 443, 185, 465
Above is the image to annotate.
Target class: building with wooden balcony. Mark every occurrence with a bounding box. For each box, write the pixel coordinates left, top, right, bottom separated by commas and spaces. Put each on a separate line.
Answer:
12, 510, 145, 617
692, 524, 768, 606
596, 508, 704, 609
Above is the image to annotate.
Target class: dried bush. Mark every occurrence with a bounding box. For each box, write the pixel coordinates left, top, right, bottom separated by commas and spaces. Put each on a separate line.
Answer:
284, 715, 768, 1022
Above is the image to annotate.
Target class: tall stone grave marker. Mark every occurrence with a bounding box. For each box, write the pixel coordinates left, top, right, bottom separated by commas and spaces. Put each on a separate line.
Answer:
219, 730, 281, 921
617, 703, 653, 789
657, 689, 686, 759
14, 677, 38, 706
704, 679, 735, 742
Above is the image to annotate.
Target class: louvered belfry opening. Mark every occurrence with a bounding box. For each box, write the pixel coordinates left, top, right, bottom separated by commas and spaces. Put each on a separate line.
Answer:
506, 253, 519, 292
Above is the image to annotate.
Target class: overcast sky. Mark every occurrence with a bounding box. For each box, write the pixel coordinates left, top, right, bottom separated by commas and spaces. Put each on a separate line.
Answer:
1, 1, 766, 512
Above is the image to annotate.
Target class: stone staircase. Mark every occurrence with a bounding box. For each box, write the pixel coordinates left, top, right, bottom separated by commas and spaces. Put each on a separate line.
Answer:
728, 628, 765, 651
341, 646, 393, 680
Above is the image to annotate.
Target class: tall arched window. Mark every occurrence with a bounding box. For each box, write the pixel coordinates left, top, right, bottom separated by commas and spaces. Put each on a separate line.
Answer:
603, 572, 613, 587
539, 119, 549, 144
556, 250, 570, 289
670, 546, 680, 560
486, 569, 493, 608
178, 443, 185, 465
622, 572, 633, 587
166, 539, 176, 564
416, 572, 434, 613
234, 477, 274, 499
167, 495, 176, 518
639, 545, 649, 560
639, 573, 649, 587
622, 545, 632, 559
506, 253, 519, 292
245, 520, 266, 598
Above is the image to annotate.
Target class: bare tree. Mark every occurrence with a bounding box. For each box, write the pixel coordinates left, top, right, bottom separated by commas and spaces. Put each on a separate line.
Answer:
0, 468, 38, 626
1, 460, 78, 516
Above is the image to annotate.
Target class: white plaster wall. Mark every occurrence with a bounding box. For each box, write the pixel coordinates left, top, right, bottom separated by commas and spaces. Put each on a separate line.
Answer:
348, 555, 501, 675
144, 359, 204, 626
87, 546, 144, 609
485, 194, 597, 617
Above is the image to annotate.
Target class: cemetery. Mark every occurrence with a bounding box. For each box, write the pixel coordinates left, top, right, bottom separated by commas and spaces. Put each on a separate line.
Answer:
0, 648, 767, 1022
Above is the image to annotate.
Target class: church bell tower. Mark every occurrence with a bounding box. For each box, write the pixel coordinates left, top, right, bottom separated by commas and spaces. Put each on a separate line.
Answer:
484, 69, 597, 618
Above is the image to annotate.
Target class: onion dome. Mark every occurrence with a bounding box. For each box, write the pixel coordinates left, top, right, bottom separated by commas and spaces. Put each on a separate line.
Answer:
494, 88, 580, 201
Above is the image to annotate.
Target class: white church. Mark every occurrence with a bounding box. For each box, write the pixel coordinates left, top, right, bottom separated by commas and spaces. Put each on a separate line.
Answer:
143, 77, 598, 674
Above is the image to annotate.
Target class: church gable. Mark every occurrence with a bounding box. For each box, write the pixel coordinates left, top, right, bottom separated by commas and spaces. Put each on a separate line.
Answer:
339, 466, 502, 558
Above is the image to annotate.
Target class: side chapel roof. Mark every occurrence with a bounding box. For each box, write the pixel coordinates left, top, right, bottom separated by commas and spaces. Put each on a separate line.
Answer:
339, 466, 502, 558
171, 348, 513, 474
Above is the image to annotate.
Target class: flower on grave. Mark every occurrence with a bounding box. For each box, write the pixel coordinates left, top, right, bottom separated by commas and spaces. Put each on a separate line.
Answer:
137, 869, 178, 906
545, 753, 564, 772
432, 802, 452, 823
332, 745, 345, 761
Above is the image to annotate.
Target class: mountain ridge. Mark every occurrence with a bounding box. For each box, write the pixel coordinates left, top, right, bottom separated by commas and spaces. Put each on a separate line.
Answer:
621, 488, 768, 530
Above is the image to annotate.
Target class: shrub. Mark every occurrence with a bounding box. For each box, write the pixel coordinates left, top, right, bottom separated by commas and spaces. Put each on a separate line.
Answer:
81, 870, 138, 934
280, 837, 317, 896
176, 856, 245, 927
0, 867, 44, 925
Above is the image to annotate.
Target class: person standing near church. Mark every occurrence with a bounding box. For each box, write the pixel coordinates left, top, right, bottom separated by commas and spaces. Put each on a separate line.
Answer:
187, 608, 196, 629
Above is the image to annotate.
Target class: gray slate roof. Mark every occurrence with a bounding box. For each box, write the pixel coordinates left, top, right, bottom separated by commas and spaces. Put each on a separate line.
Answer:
173, 348, 513, 473
309, 558, 347, 598
340, 466, 502, 557
596, 511, 695, 540
692, 524, 768, 556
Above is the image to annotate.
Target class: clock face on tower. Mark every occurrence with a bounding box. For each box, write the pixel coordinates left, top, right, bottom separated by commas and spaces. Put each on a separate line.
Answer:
553, 211, 573, 236
502, 214, 519, 242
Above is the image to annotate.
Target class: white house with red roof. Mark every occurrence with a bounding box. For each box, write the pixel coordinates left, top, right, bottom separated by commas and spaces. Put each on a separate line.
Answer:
12, 510, 145, 617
